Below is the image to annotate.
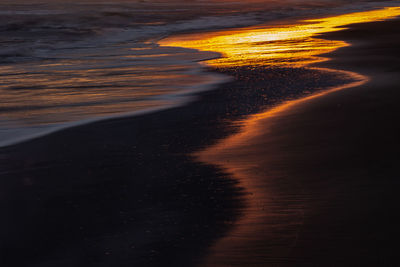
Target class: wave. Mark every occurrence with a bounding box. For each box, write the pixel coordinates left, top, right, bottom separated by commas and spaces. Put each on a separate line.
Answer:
0, 0, 398, 147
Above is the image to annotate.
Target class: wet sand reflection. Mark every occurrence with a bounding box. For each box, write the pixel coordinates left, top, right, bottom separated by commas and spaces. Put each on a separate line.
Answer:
161, 6, 400, 266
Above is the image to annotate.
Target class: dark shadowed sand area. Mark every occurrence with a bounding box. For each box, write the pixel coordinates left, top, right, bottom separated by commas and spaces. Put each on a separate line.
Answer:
1, 16, 400, 267
199, 18, 400, 266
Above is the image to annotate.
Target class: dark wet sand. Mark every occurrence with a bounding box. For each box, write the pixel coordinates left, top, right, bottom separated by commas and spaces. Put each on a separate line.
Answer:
1, 18, 400, 267
200, 18, 400, 266
0, 66, 349, 266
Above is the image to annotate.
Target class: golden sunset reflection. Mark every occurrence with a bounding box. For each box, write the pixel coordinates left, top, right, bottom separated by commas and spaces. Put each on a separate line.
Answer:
160, 7, 400, 67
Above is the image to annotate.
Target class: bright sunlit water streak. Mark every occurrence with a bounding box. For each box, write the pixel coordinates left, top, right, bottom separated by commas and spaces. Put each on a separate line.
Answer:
160, 7, 400, 67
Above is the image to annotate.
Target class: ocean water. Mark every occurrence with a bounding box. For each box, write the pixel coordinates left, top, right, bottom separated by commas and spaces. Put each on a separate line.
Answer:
0, 0, 398, 147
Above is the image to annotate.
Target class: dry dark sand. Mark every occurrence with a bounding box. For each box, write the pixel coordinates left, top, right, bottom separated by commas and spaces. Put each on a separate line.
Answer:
0, 18, 399, 267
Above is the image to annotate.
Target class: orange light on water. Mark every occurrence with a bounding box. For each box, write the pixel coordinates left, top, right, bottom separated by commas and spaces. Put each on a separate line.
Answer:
160, 7, 400, 67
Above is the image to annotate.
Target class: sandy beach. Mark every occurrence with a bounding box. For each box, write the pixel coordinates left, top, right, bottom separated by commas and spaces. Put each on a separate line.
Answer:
1, 10, 400, 267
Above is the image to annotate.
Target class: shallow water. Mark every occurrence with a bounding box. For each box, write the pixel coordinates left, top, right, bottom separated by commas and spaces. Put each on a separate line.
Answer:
0, 0, 398, 146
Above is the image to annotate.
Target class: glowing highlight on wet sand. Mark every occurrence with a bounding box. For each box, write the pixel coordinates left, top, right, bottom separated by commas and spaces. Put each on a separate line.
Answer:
161, 6, 400, 266
160, 7, 400, 67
